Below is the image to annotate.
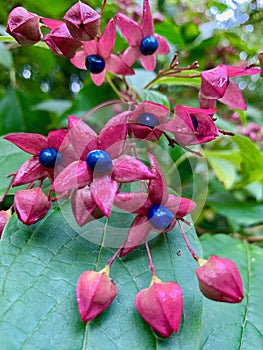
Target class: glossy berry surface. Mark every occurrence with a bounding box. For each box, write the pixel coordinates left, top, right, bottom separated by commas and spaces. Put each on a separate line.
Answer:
38, 148, 63, 168
85, 55, 105, 74
86, 150, 113, 173
189, 114, 199, 131
140, 36, 159, 55
136, 113, 160, 128
147, 205, 174, 231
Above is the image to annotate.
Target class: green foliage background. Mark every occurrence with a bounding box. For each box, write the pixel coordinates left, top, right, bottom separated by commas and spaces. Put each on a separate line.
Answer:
0, 0, 263, 349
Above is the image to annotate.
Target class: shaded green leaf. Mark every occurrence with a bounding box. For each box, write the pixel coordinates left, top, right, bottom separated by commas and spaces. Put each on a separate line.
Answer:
200, 234, 263, 349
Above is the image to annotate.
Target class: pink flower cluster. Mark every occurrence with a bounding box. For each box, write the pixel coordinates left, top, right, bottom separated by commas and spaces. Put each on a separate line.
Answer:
3, 0, 252, 338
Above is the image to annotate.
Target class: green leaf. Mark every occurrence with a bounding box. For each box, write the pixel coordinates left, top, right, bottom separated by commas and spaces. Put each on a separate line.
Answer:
200, 234, 263, 349
153, 71, 201, 88
126, 69, 156, 91
155, 20, 184, 48
138, 90, 170, 108
232, 135, 263, 186
207, 193, 263, 230
0, 208, 203, 349
0, 42, 13, 69
204, 150, 242, 189
0, 89, 52, 135
0, 137, 30, 197
32, 99, 72, 115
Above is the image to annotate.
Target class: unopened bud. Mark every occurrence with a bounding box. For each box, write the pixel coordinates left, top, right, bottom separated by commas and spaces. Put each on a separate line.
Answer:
45, 23, 81, 58
76, 265, 118, 323
64, 1, 100, 41
196, 255, 244, 303
6, 7, 42, 46
14, 187, 52, 225
135, 276, 183, 338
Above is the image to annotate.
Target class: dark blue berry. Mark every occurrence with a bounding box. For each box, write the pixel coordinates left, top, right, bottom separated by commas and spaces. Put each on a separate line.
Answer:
140, 36, 159, 56
136, 113, 160, 128
85, 55, 105, 74
38, 148, 63, 168
147, 205, 174, 231
189, 114, 199, 131
86, 150, 112, 173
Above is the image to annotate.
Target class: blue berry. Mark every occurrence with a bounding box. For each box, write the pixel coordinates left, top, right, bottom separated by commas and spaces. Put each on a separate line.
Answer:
38, 148, 63, 168
136, 113, 160, 128
140, 36, 159, 56
189, 114, 198, 131
85, 55, 105, 74
86, 150, 112, 173
147, 205, 174, 231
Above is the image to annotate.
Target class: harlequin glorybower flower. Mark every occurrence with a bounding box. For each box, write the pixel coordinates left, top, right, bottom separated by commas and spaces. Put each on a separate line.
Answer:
199, 64, 260, 110
51, 114, 155, 218
196, 256, 244, 303
135, 275, 183, 337
6, 6, 42, 46
160, 104, 218, 146
127, 100, 169, 140
115, 0, 170, 71
71, 19, 134, 86
4, 130, 69, 186
115, 153, 196, 256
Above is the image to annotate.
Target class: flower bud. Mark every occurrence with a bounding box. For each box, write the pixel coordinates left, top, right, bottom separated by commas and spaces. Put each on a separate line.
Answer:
135, 276, 183, 338
6, 7, 42, 46
44, 23, 81, 58
0, 209, 12, 237
14, 187, 52, 225
76, 265, 118, 323
196, 255, 244, 303
64, 1, 101, 41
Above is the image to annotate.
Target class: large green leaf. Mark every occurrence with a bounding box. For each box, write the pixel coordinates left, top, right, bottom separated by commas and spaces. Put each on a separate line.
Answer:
0, 207, 203, 350
200, 234, 263, 349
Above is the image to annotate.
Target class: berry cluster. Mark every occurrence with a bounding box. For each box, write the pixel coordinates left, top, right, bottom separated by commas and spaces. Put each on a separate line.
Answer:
2, 0, 257, 339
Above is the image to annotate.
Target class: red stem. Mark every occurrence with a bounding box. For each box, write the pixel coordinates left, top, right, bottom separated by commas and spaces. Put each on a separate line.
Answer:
107, 247, 122, 267
145, 241, 156, 276
178, 220, 199, 261
81, 99, 124, 120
